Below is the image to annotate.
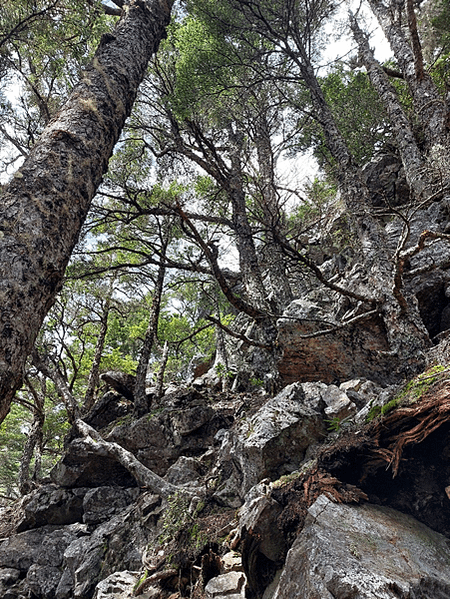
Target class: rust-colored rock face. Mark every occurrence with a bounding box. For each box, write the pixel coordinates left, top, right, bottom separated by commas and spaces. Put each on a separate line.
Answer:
277, 303, 392, 386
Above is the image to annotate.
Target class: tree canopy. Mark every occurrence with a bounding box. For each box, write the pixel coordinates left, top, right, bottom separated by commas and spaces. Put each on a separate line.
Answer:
2, 0, 450, 497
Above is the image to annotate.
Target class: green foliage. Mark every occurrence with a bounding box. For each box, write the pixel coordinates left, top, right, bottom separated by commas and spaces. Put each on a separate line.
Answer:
288, 177, 338, 231
395, 364, 447, 402
158, 491, 208, 557
159, 491, 191, 545
0, 395, 69, 498
215, 363, 234, 380
366, 398, 400, 422
165, 16, 241, 123
0, 403, 30, 497
0, 0, 111, 167
294, 63, 393, 173
428, 0, 450, 64
324, 415, 343, 432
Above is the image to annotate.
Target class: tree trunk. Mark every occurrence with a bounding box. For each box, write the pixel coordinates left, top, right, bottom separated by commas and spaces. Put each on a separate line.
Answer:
350, 16, 428, 200
291, 41, 431, 369
254, 111, 293, 311
83, 301, 111, 413
155, 340, 169, 401
75, 419, 190, 498
33, 351, 192, 498
134, 237, 168, 418
0, 0, 174, 426
227, 124, 269, 311
367, 0, 449, 148
18, 411, 44, 495
18, 377, 45, 495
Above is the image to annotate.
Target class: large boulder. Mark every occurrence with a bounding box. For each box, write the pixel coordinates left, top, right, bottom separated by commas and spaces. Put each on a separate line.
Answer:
106, 388, 231, 477
214, 383, 325, 501
205, 571, 247, 599
51, 438, 137, 488
0, 523, 89, 599
16, 484, 86, 532
273, 494, 450, 599
362, 153, 409, 207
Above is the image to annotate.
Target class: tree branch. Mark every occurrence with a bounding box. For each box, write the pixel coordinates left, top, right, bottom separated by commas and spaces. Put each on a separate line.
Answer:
206, 315, 272, 350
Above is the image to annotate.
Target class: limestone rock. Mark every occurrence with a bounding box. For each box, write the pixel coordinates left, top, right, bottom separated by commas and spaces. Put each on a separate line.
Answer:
106, 390, 230, 477
51, 438, 137, 488
164, 456, 204, 486
239, 383, 325, 491
16, 484, 86, 531
0, 524, 87, 573
205, 571, 247, 599
238, 490, 286, 563
220, 552, 243, 573
26, 564, 62, 598
0, 568, 20, 597
100, 371, 136, 401
362, 153, 409, 207
277, 299, 393, 385
82, 486, 140, 525
64, 505, 145, 599
213, 383, 325, 502
322, 384, 356, 420
84, 391, 131, 430
93, 571, 140, 599
273, 494, 450, 599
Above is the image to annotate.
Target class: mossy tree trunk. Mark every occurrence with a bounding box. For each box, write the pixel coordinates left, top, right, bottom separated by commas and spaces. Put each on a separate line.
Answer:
0, 0, 174, 425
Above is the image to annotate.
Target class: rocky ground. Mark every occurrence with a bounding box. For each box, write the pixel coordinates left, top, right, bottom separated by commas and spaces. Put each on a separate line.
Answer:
2, 351, 450, 599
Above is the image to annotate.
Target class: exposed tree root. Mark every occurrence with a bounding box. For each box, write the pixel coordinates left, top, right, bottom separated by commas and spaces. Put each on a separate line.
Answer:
274, 382, 450, 543
369, 382, 450, 476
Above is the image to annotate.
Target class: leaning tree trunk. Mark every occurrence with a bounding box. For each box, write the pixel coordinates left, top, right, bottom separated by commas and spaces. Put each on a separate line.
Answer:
350, 15, 428, 200
293, 42, 431, 369
367, 0, 449, 149
0, 0, 174, 425
18, 375, 45, 495
83, 300, 111, 413
227, 124, 269, 312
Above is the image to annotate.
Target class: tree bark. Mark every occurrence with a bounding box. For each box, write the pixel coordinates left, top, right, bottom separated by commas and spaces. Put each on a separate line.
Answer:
0, 0, 174, 425
18, 379, 45, 495
254, 111, 293, 311
288, 37, 431, 368
227, 124, 270, 311
350, 15, 428, 200
155, 340, 169, 401
75, 419, 190, 498
33, 350, 192, 498
134, 235, 168, 418
367, 0, 449, 148
83, 300, 111, 413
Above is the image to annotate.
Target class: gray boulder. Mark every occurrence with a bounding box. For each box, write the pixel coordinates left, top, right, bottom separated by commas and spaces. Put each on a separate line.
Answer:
273, 494, 450, 598
93, 571, 140, 599
205, 571, 247, 599
213, 383, 325, 503
0, 524, 87, 573
238, 383, 325, 492
16, 484, 86, 531
82, 486, 140, 525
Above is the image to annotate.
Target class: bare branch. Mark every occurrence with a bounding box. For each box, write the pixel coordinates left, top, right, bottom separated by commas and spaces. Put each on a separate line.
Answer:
206, 315, 272, 350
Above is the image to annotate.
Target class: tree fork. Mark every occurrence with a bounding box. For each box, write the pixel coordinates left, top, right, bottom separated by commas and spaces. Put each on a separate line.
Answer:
0, 0, 174, 425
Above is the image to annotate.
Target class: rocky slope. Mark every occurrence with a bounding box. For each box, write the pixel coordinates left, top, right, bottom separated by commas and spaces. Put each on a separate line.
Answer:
2, 354, 450, 599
